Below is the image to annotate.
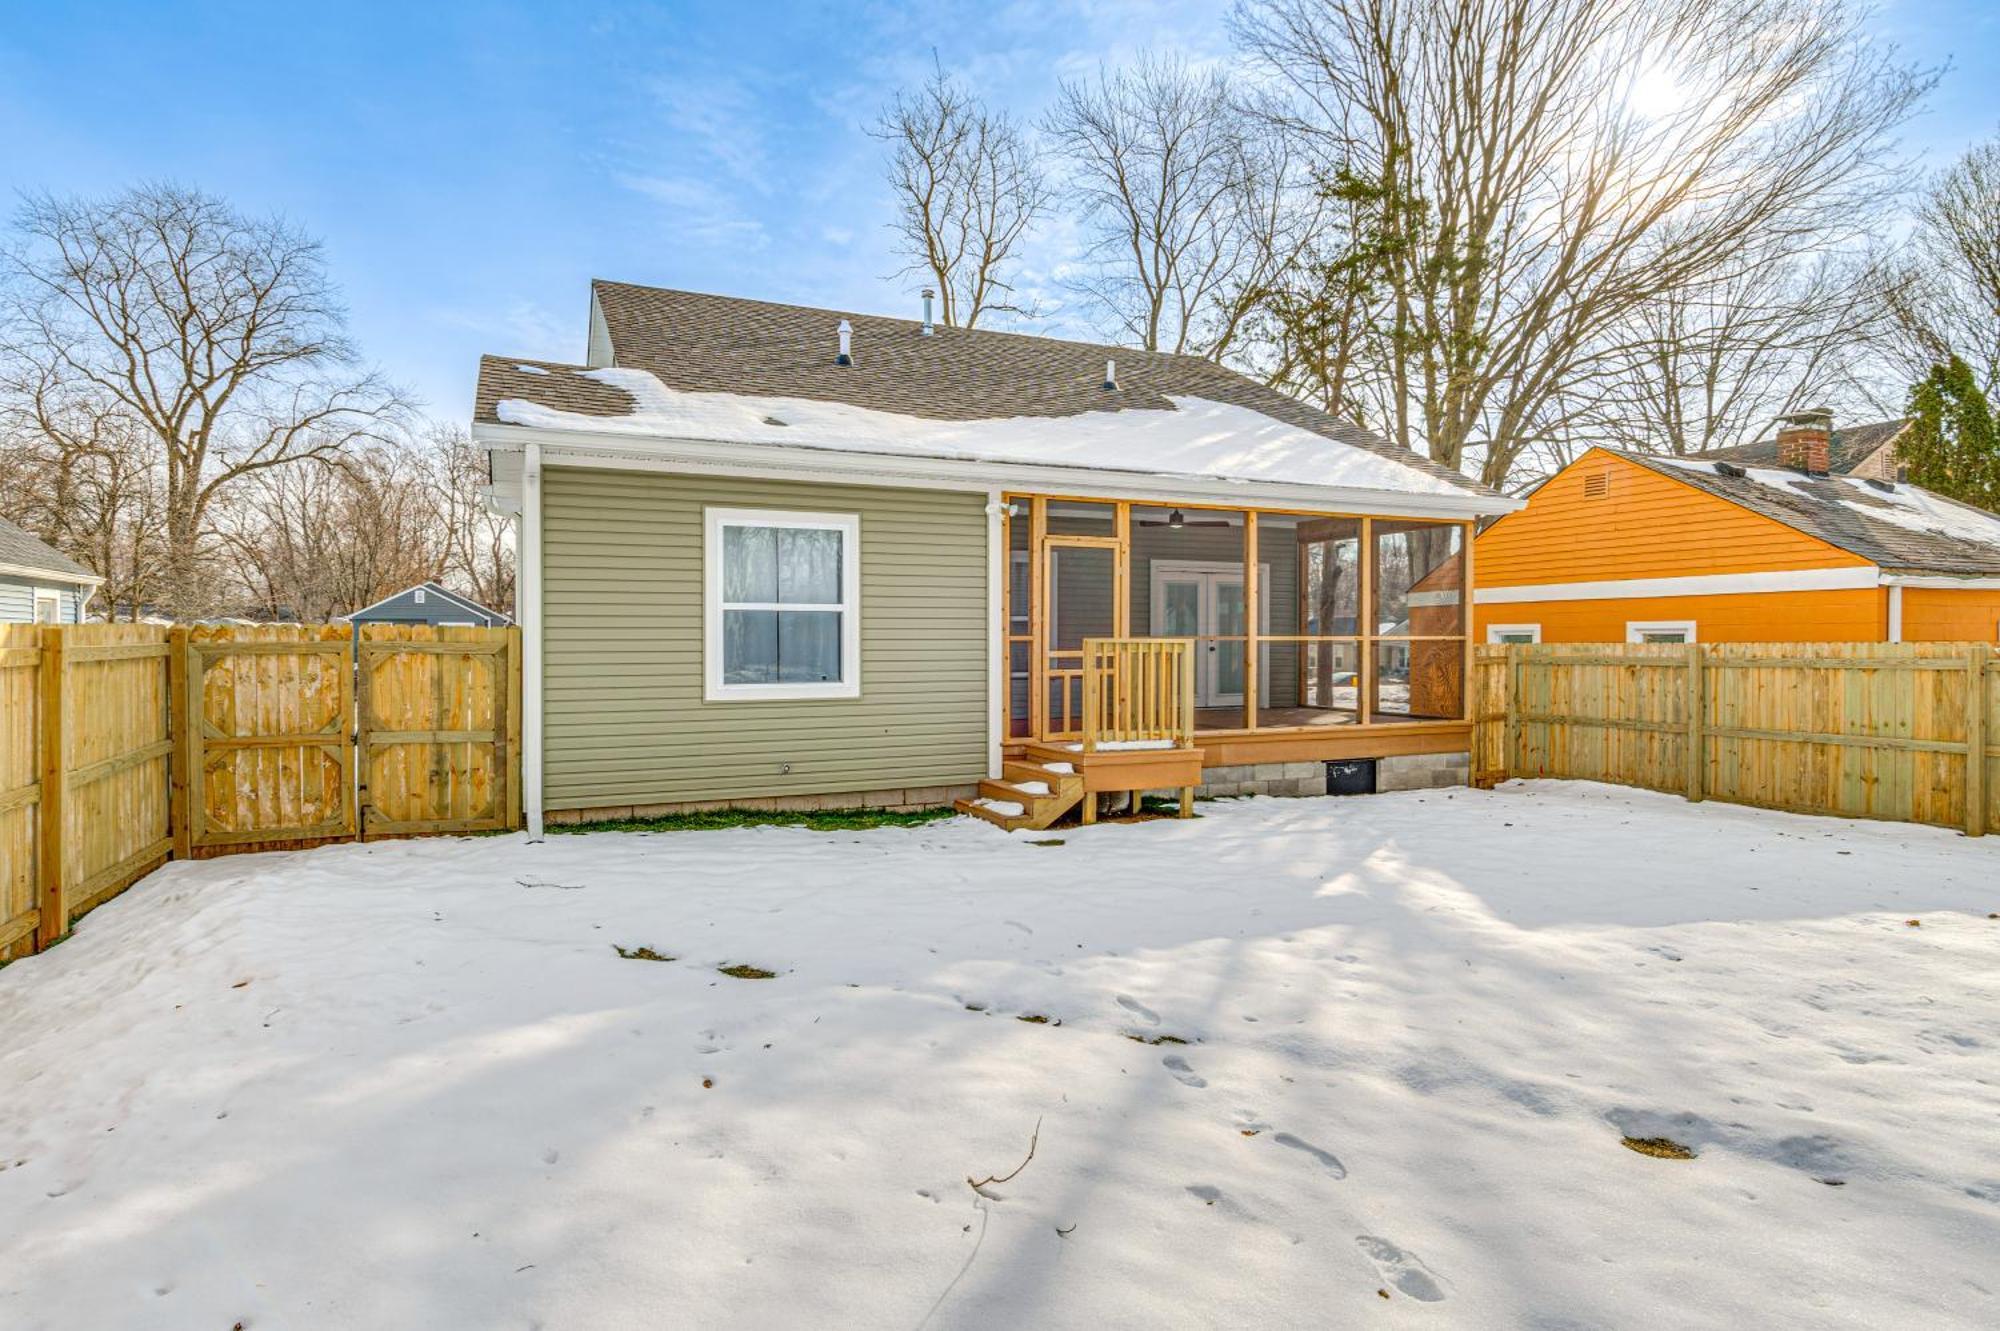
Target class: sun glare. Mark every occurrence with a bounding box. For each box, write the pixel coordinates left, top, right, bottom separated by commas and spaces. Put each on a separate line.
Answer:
1626, 60, 1692, 121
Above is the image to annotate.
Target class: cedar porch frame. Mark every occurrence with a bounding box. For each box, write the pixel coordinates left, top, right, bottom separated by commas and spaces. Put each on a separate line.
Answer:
1003, 493, 1476, 757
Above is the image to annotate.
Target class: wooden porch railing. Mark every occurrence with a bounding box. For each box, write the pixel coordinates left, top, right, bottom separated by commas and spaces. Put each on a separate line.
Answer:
1079, 637, 1195, 753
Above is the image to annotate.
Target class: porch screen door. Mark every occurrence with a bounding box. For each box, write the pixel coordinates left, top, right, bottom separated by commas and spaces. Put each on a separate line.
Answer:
1045, 541, 1118, 736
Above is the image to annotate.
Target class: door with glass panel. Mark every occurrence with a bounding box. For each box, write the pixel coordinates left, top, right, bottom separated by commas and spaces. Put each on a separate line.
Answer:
1152, 565, 1266, 708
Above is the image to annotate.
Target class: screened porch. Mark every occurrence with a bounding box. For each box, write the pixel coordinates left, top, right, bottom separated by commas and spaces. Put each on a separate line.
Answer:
1003, 495, 1472, 745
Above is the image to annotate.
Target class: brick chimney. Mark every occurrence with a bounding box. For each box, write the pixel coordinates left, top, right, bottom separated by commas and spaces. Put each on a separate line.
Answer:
1775, 408, 1833, 475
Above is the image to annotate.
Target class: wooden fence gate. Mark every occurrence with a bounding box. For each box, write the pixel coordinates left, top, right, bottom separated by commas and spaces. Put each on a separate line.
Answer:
358, 626, 517, 836
2, 622, 520, 960
180, 626, 357, 852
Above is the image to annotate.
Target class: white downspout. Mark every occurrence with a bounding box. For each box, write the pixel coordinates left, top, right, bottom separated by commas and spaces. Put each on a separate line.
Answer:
522, 442, 545, 840
1887, 583, 1903, 644
985, 490, 1006, 780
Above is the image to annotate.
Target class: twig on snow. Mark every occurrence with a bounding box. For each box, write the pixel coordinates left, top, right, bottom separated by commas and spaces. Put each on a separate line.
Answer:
967, 1117, 1041, 1191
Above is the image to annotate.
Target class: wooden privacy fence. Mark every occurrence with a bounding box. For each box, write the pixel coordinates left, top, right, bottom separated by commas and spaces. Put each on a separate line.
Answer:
1, 623, 520, 961
1473, 641, 1999, 836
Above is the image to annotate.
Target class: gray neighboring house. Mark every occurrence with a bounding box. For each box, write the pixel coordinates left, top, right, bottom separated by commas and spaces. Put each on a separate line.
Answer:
0, 515, 102, 623
1704, 417, 1912, 480
346, 581, 511, 627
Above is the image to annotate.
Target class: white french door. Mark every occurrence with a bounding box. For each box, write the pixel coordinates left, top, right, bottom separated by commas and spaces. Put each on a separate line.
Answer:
1151, 562, 1270, 708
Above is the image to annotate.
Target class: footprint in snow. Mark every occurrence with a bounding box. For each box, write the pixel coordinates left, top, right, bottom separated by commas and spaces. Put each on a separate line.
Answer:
1273, 1132, 1346, 1178
1355, 1235, 1448, 1302
541, 1148, 560, 1165
1162, 1054, 1206, 1088
1117, 995, 1160, 1026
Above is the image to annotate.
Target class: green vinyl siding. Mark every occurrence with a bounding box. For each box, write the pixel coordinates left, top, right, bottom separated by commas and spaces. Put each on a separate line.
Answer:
542, 467, 989, 809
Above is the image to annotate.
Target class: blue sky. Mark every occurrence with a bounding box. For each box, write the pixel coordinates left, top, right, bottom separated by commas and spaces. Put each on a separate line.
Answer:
2, 0, 1995, 421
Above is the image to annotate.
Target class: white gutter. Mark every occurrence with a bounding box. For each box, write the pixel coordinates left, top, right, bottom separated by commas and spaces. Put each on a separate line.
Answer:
0, 560, 104, 586
521, 440, 544, 841
471, 422, 1517, 521
1476, 566, 1882, 604
985, 491, 1006, 781
1878, 573, 2000, 589
1888, 584, 1903, 643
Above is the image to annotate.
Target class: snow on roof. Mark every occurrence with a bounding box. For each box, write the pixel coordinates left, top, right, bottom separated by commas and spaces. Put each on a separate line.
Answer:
494, 366, 1470, 497
1660, 457, 2000, 553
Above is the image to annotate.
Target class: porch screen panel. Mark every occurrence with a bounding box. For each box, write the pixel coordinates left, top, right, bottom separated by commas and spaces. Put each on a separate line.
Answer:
1371, 520, 1466, 721
1256, 514, 1362, 727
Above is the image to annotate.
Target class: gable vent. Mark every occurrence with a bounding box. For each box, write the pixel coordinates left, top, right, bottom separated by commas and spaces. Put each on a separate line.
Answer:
1582, 471, 1610, 498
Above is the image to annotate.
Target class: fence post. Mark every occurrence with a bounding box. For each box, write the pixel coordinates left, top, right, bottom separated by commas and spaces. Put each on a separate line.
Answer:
34, 626, 65, 949
167, 627, 191, 860
1504, 643, 1520, 779
1968, 643, 1989, 838
1685, 642, 1707, 803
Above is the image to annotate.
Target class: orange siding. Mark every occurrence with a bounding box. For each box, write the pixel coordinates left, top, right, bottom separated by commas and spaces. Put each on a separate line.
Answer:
1479, 588, 1885, 645
1478, 449, 1872, 585
1473, 448, 1887, 644
1901, 588, 2000, 643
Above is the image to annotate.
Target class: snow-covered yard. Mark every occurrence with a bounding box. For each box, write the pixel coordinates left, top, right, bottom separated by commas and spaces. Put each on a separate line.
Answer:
4, 783, 1999, 1330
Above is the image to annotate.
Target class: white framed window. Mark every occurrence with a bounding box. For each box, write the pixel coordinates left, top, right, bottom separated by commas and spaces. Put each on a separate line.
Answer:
32, 589, 62, 624
413, 588, 428, 604
1626, 620, 1696, 644
1487, 623, 1541, 644
704, 507, 860, 701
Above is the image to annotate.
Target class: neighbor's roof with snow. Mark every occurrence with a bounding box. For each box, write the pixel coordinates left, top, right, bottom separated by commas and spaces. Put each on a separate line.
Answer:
0, 514, 98, 581
471, 281, 1491, 500
1622, 450, 2000, 576
1699, 418, 1911, 476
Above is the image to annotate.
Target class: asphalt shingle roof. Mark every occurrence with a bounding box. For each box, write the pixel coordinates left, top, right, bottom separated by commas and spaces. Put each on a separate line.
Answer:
0, 514, 96, 581
473, 280, 1489, 498
1701, 418, 1910, 475
1618, 450, 2000, 576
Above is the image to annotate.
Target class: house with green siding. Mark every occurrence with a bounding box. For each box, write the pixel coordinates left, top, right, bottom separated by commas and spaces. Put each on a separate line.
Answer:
474, 281, 1519, 835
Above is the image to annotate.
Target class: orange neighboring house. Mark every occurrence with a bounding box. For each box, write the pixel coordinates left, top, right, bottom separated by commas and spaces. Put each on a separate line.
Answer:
1471, 415, 2000, 645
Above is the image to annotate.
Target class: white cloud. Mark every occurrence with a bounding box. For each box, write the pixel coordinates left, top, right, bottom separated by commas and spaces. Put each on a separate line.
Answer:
616, 173, 771, 250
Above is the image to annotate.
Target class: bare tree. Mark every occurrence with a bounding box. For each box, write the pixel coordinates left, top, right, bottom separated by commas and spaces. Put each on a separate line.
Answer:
0, 357, 167, 617
1871, 136, 2000, 400
1236, 0, 1931, 487
873, 64, 1049, 328
1577, 252, 1880, 460
421, 422, 514, 612
0, 183, 409, 618
1046, 54, 1309, 359
223, 448, 438, 622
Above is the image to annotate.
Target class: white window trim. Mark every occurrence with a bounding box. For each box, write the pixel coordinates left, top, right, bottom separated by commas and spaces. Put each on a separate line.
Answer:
1626, 620, 1697, 644
1486, 623, 1541, 644
704, 507, 861, 701
32, 587, 63, 624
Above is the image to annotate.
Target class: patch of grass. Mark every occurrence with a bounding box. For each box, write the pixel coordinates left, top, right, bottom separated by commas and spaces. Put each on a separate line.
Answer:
1027, 837, 1066, 847
1124, 1032, 1189, 1045
718, 963, 777, 980
614, 945, 675, 962
551, 806, 956, 835
1016, 1013, 1060, 1025
1621, 1136, 1696, 1160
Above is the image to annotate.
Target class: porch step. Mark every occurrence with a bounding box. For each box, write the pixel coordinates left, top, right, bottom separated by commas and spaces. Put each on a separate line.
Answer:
956, 767, 1086, 832
1020, 740, 1205, 824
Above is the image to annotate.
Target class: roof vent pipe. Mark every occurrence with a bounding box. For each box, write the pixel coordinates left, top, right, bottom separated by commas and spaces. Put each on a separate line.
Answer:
1104, 358, 1117, 391
836, 319, 853, 366
921, 289, 935, 336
